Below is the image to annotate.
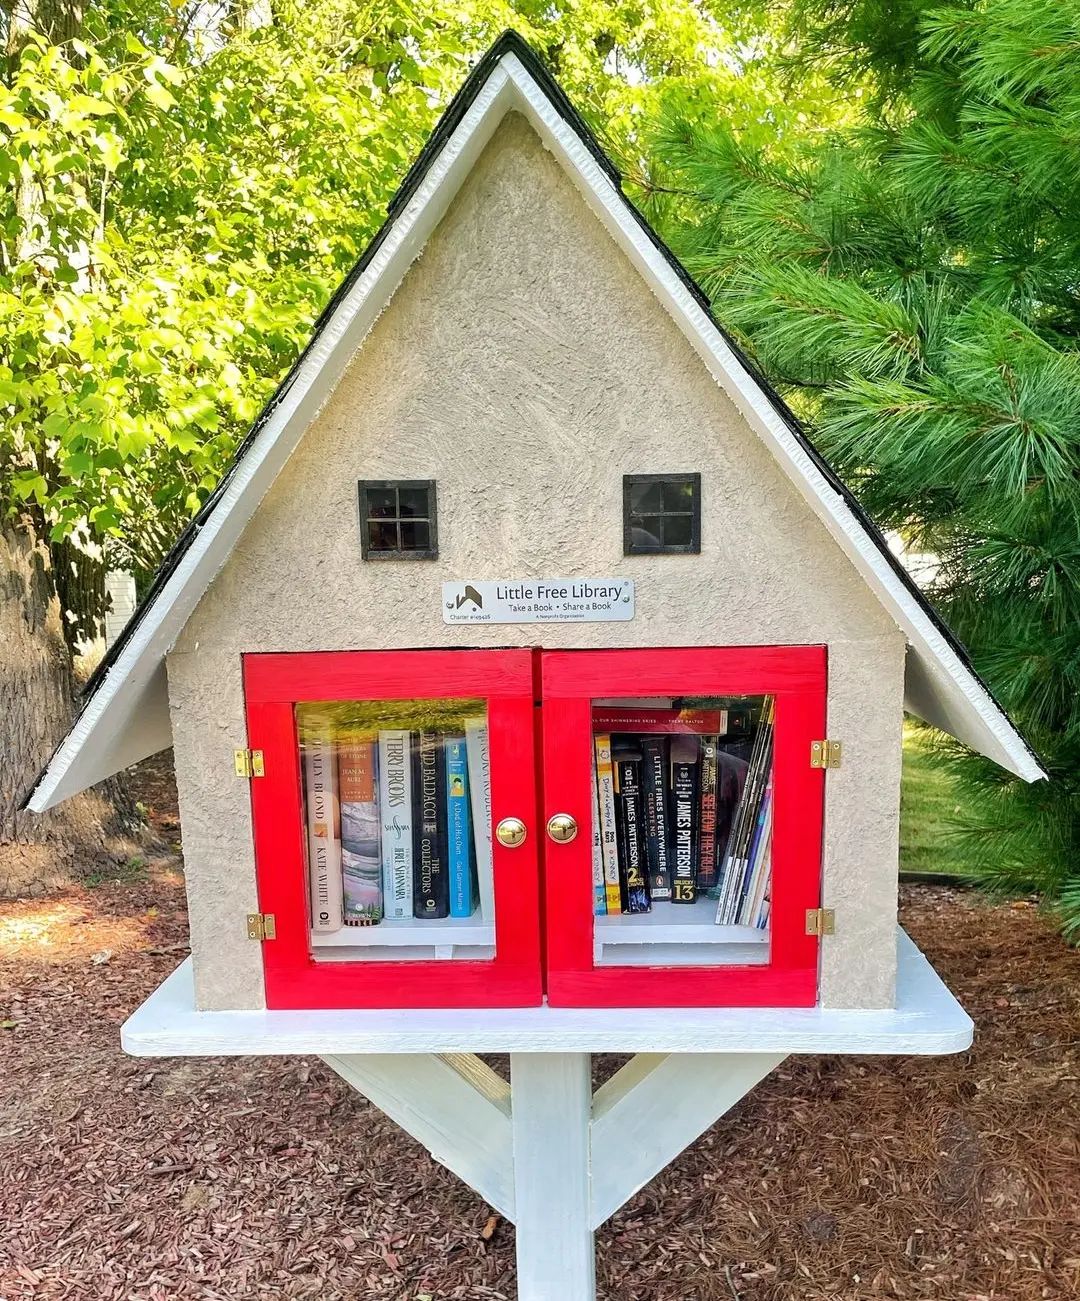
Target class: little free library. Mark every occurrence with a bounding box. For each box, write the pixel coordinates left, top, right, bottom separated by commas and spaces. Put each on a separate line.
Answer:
27, 31, 1045, 1301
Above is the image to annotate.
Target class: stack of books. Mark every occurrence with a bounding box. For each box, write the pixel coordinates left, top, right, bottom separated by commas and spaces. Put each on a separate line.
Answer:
303, 716, 493, 931
591, 699, 774, 929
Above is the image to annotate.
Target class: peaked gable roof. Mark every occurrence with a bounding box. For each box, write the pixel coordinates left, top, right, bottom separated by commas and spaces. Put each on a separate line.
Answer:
27, 30, 1044, 812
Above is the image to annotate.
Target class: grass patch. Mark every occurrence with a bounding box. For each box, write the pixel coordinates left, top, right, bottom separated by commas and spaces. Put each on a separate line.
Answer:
900, 723, 973, 876
85, 855, 149, 888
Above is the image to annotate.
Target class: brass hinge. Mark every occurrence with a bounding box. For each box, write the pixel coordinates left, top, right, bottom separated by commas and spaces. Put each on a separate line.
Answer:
806, 907, 835, 937
810, 739, 842, 769
234, 748, 265, 778
247, 912, 276, 941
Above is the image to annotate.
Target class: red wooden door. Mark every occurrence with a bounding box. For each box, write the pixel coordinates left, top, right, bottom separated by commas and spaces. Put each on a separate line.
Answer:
245, 648, 542, 1009
540, 646, 826, 1008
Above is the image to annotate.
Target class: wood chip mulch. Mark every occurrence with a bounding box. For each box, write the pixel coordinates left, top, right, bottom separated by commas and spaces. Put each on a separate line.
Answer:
1, 758, 1078, 1300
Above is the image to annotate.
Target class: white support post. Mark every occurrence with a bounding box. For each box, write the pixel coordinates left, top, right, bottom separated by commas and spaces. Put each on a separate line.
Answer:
510, 1052, 595, 1301
590, 1051, 786, 1228
322, 1052, 515, 1220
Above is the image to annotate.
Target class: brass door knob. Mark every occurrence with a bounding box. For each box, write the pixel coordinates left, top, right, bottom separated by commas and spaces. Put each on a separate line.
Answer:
496, 816, 528, 848
546, 812, 578, 843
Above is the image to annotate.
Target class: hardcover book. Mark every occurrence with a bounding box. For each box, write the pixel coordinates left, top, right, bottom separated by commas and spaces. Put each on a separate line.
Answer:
378, 729, 413, 919
412, 731, 449, 919
303, 735, 343, 932
612, 741, 650, 913
697, 735, 719, 892
669, 734, 701, 903
445, 735, 476, 918
640, 736, 672, 901
338, 736, 383, 925
593, 733, 622, 915
464, 717, 495, 923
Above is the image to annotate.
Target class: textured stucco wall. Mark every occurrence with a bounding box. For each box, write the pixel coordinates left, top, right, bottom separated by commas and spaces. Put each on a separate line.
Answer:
168, 112, 906, 1012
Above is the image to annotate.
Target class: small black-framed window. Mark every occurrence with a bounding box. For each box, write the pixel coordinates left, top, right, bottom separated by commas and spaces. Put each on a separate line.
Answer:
623, 473, 701, 555
358, 480, 438, 560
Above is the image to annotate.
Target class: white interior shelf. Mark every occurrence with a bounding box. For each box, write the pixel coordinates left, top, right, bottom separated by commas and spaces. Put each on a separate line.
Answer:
312, 916, 495, 948
593, 896, 769, 967
121, 929, 973, 1057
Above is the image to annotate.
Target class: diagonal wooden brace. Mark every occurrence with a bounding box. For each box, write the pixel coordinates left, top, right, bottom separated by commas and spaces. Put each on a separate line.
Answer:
322, 1050, 784, 1301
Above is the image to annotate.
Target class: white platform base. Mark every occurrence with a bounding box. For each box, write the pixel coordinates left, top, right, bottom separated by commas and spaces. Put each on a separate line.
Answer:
120, 931, 971, 1301
121, 930, 972, 1057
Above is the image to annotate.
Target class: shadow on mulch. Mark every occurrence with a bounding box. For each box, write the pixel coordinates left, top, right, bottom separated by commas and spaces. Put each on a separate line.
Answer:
0, 753, 1078, 1300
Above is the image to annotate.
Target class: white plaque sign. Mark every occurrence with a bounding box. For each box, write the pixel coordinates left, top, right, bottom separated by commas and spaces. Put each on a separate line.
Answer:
442, 578, 635, 625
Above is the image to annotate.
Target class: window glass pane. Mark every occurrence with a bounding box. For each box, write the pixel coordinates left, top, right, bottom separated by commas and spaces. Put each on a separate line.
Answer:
399, 519, 431, 552
630, 516, 663, 550
366, 488, 397, 519
590, 696, 772, 968
629, 480, 664, 512
397, 487, 429, 519
368, 520, 398, 552
296, 699, 494, 963
662, 478, 695, 511
662, 514, 693, 548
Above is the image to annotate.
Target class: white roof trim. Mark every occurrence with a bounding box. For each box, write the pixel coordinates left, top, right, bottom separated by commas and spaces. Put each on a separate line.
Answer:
28, 50, 1043, 812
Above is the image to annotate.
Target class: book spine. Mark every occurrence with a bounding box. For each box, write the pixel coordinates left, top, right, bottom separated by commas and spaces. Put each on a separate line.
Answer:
378, 730, 413, 919
732, 786, 770, 925
669, 734, 700, 903
304, 736, 343, 932
445, 736, 474, 918
640, 737, 672, 901
613, 749, 650, 913
412, 731, 449, 919
697, 735, 719, 892
464, 717, 494, 923
338, 736, 383, 925
739, 787, 773, 926
591, 756, 607, 915
594, 734, 622, 915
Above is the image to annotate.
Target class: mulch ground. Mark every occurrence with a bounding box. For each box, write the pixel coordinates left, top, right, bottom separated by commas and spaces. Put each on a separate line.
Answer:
1, 758, 1078, 1301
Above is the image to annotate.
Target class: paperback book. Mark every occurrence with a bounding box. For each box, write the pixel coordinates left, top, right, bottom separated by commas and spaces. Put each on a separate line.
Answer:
412, 731, 449, 919
378, 729, 413, 919
445, 736, 477, 918
464, 716, 495, 923
303, 734, 344, 932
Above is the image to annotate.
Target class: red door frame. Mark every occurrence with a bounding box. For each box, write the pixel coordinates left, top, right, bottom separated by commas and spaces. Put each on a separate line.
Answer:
541, 646, 826, 1008
244, 649, 542, 1010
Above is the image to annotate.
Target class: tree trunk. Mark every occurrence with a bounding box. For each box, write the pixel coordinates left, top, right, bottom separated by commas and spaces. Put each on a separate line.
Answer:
0, 521, 141, 897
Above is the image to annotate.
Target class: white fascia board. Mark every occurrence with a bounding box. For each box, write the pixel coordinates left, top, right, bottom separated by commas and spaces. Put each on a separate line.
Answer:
29, 51, 1042, 813
501, 54, 1044, 783
120, 930, 972, 1057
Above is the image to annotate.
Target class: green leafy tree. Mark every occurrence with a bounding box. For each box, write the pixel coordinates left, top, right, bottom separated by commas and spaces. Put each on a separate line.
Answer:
654, 1, 1080, 927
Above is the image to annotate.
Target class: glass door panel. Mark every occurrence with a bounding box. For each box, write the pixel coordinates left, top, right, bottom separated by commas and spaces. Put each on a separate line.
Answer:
590, 696, 772, 969
296, 698, 495, 964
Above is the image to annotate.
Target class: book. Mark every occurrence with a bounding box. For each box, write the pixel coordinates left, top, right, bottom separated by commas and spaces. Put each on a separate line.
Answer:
303, 735, 343, 932
378, 729, 413, 919
412, 731, 449, 919
716, 698, 775, 924
697, 735, 719, 892
612, 741, 650, 913
669, 734, 701, 903
445, 736, 476, 918
712, 747, 750, 880
591, 754, 607, 915
464, 716, 495, 923
737, 785, 773, 925
594, 733, 622, 915
640, 736, 672, 901
338, 736, 383, 925
592, 708, 726, 735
